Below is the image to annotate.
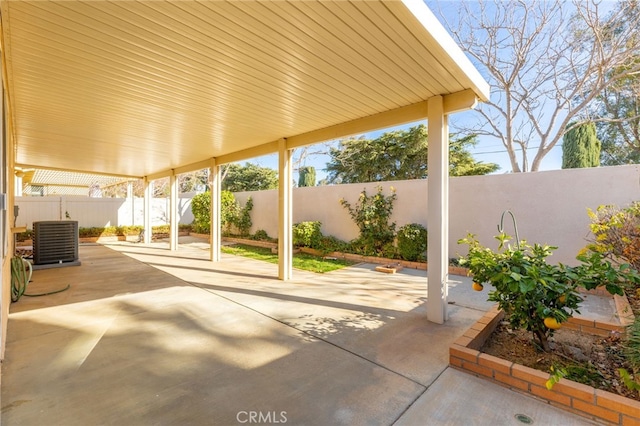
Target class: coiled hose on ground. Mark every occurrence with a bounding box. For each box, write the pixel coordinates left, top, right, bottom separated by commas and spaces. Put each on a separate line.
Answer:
11, 257, 70, 302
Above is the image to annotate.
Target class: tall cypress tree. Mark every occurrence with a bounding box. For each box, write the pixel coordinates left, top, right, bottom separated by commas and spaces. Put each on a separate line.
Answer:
298, 166, 316, 187
562, 122, 601, 169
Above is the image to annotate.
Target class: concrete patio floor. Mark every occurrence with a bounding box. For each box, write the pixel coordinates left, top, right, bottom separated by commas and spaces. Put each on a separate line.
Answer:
1, 240, 600, 425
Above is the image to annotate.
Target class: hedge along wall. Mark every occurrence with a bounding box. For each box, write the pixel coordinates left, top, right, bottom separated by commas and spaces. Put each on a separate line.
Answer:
233, 164, 640, 266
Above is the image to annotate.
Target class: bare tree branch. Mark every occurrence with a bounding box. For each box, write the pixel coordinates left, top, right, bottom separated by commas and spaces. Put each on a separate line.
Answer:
437, 0, 640, 172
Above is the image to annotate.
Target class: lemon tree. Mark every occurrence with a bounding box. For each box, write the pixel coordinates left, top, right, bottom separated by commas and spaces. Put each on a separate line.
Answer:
459, 233, 640, 352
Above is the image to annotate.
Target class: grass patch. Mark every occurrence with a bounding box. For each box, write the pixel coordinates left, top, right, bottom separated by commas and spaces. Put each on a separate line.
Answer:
221, 244, 356, 273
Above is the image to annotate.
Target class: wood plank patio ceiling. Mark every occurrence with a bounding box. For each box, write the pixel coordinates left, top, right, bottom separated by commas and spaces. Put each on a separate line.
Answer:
1, 0, 489, 179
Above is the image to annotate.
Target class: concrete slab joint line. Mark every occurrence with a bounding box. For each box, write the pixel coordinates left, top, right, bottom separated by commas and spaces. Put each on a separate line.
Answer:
1, 241, 604, 425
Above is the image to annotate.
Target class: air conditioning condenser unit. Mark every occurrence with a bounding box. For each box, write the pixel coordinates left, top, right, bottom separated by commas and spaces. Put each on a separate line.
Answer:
33, 220, 80, 268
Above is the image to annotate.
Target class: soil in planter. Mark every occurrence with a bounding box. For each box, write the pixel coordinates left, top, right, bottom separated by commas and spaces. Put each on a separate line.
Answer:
481, 321, 640, 402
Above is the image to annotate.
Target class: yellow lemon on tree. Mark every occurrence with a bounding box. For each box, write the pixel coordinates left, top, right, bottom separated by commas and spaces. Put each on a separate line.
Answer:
472, 282, 484, 291
558, 294, 567, 304
544, 317, 561, 330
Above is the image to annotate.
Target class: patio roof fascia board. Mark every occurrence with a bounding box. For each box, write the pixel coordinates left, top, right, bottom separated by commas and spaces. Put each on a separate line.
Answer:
286, 100, 429, 150
443, 89, 479, 115
215, 140, 280, 166
173, 159, 214, 176
400, 0, 490, 102
150, 89, 481, 179
288, 88, 481, 150
181, 99, 432, 172
146, 169, 173, 182
188, 99, 433, 169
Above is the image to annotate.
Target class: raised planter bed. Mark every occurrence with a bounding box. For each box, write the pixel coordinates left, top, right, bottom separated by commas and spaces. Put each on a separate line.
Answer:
199, 236, 474, 276
299, 247, 470, 276
222, 237, 277, 250
450, 302, 640, 425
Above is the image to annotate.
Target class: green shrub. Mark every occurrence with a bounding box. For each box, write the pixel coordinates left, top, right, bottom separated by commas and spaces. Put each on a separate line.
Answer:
625, 317, 640, 372
152, 225, 170, 235
16, 230, 32, 242
79, 226, 119, 237
318, 235, 348, 254
620, 317, 640, 393
191, 191, 211, 234
221, 190, 236, 232
397, 223, 428, 261
191, 190, 251, 235
76, 225, 183, 239
340, 185, 397, 256
233, 197, 253, 236
293, 221, 323, 248
252, 229, 271, 241
585, 202, 640, 272
118, 225, 144, 236
381, 241, 398, 259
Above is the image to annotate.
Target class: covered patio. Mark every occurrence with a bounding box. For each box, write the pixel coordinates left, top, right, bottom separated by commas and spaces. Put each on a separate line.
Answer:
1, 241, 592, 425
0, 0, 490, 339
0, 1, 563, 423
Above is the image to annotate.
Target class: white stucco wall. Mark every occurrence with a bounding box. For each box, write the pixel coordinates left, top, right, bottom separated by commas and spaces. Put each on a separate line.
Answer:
14, 165, 640, 266
234, 165, 640, 265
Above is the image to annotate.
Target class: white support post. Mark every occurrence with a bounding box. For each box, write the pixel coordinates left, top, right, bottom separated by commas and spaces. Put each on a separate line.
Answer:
14, 172, 23, 197
278, 138, 292, 280
144, 178, 152, 244
127, 181, 134, 226
427, 95, 449, 324
169, 172, 178, 251
209, 159, 221, 262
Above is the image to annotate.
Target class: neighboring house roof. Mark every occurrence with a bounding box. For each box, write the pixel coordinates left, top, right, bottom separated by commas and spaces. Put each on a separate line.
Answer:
17, 169, 132, 196
1, 0, 489, 179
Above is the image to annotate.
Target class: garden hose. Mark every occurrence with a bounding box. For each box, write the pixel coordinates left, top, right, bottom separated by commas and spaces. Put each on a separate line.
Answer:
11, 257, 70, 302
11, 257, 30, 302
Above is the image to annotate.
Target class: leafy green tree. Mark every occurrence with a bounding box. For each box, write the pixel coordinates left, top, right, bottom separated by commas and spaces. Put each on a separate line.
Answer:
597, 63, 640, 165
222, 163, 278, 192
449, 135, 502, 176
298, 166, 316, 187
561, 122, 601, 169
593, 1, 640, 165
325, 125, 498, 184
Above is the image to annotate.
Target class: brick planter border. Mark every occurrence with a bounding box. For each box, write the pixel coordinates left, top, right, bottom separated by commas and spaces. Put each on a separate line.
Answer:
450, 305, 640, 425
